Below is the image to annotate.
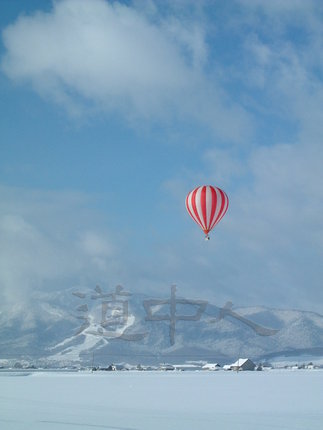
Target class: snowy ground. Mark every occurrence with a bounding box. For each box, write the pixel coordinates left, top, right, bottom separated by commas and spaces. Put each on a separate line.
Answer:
1, 370, 323, 430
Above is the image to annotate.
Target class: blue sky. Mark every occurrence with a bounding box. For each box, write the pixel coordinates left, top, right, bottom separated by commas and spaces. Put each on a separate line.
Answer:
1, 0, 323, 314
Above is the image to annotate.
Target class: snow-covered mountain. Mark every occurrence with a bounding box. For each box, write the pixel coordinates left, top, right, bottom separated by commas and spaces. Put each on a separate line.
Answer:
1, 287, 323, 367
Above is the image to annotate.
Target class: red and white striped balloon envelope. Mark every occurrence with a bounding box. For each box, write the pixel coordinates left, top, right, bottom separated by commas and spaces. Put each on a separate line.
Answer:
185, 185, 229, 240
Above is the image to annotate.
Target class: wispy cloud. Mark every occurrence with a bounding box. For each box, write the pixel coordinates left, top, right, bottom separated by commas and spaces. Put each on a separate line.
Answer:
1, 0, 323, 313
161, 1, 323, 310
0, 186, 120, 309
1, 0, 250, 141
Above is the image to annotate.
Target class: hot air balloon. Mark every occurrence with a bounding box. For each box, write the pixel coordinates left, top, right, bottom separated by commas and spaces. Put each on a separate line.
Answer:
185, 185, 229, 240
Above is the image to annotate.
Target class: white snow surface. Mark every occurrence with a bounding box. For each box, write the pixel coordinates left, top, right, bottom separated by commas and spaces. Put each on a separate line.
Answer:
231, 358, 250, 367
47, 311, 137, 362
1, 370, 323, 429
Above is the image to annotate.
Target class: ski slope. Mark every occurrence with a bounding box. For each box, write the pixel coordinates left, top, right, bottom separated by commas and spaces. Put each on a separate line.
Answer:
1, 370, 322, 429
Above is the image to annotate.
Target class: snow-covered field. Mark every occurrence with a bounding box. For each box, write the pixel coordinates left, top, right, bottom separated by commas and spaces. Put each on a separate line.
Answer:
1, 370, 323, 429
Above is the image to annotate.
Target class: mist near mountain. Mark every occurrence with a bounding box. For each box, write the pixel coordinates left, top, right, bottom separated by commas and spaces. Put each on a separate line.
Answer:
1, 287, 323, 367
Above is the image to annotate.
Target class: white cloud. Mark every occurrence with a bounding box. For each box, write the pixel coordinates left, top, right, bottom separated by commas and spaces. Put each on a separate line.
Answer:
0, 186, 120, 308
1, 0, 323, 314
161, 5, 323, 309
79, 231, 114, 271
0, 185, 198, 313
162, 137, 323, 312
0, 0, 250, 141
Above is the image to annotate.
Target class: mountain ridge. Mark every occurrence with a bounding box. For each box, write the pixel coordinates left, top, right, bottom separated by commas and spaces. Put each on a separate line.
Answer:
1, 288, 323, 366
